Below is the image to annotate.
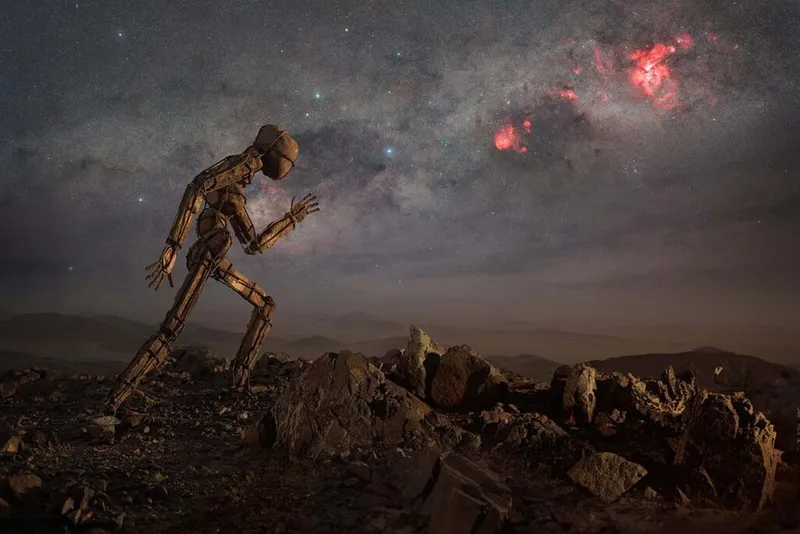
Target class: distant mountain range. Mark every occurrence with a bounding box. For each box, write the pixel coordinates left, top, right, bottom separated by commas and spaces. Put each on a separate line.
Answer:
0, 349, 124, 375
0, 313, 409, 366
589, 347, 800, 388
0, 313, 797, 381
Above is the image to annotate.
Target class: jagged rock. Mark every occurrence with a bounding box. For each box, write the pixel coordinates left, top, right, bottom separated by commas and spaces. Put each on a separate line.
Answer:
396, 325, 445, 397
567, 452, 647, 503
396, 448, 511, 533
673, 391, 779, 510
562, 363, 597, 425
7, 473, 43, 501
381, 348, 402, 370
168, 347, 229, 378
0, 378, 19, 398
491, 412, 592, 471
429, 345, 509, 411
1, 435, 23, 454
595, 369, 693, 430
0, 368, 46, 398
89, 416, 121, 444
253, 351, 431, 457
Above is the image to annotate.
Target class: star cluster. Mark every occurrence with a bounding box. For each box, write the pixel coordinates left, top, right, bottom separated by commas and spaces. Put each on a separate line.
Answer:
0, 0, 798, 329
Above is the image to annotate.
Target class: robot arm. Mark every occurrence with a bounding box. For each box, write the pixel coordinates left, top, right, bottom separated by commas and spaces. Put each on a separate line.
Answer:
193, 146, 264, 196
244, 213, 297, 255
245, 194, 319, 255
165, 183, 204, 249
165, 146, 263, 249
230, 198, 259, 253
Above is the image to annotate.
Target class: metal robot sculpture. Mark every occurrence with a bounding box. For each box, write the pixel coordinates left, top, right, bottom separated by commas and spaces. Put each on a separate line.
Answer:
106, 124, 318, 412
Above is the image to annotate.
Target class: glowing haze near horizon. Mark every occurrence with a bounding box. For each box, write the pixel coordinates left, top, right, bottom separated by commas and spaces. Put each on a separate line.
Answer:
1, 0, 799, 333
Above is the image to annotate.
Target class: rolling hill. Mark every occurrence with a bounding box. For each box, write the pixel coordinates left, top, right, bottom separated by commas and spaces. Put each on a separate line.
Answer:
588, 347, 800, 388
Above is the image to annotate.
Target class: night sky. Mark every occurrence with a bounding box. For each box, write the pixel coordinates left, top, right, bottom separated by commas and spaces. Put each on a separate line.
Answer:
1, 0, 799, 333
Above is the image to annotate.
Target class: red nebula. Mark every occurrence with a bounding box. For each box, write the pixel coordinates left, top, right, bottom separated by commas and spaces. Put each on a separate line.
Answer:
629, 42, 685, 109
494, 121, 527, 153
593, 45, 614, 74
522, 120, 532, 133
675, 33, 693, 49
572, 65, 583, 75
558, 89, 578, 101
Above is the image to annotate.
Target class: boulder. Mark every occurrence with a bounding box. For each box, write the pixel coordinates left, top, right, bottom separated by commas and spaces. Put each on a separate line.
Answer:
394, 448, 511, 533
6, 473, 43, 503
168, 347, 228, 378
673, 391, 779, 510
562, 363, 597, 425
0, 368, 46, 398
396, 325, 445, 397
1, 435, 24, 454
429, 345, 509, 411
252, 351, 430, 457
567, 452, 647, 503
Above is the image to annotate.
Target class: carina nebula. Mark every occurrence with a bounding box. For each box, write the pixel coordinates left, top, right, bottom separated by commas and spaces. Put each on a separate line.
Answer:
0, 0, 798, 330
494, 29, 743, 158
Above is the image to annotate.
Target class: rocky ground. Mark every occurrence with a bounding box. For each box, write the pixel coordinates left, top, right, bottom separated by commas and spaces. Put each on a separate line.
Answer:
1, 327, 800, 533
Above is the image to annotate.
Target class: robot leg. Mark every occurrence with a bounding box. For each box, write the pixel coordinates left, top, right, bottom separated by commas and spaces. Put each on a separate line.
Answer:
107, 231, 232, 411
213, 258, 276, 392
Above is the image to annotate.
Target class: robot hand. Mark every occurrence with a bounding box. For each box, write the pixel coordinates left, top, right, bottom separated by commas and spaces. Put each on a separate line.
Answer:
145, 244, 179, 290
288, 193, 320, 223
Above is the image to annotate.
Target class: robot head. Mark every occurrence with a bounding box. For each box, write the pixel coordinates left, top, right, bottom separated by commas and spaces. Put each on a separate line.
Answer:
254, 124, 299, 180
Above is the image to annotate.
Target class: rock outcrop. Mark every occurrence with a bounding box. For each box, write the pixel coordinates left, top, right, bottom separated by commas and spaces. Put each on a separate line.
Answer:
673, 391, 779, 510
429, 345, 508, 411
252, 350, 431, 457
0, 326, 792, 533
393, 447, 511, 533
546, 362, 780, 511
392, 327, 509, 413
395, 324, 445, 397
